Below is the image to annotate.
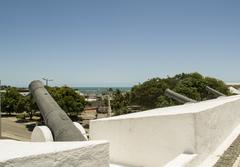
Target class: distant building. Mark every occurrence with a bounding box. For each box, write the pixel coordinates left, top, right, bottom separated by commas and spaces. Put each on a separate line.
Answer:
19, 91, 30, 96
226, 82, 240, 89
0, 90, 6, 93
17, 89, 30, 96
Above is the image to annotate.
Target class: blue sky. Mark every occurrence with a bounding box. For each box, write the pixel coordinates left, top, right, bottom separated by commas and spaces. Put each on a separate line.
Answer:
0, 0, 239, 87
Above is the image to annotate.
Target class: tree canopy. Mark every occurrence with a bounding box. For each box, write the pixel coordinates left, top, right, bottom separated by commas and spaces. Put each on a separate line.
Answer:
1, 86, 86, 121
47, 86, 86, 117
16, 95, 38, 120
2, 87, 21, 115
111, 72, 231, 115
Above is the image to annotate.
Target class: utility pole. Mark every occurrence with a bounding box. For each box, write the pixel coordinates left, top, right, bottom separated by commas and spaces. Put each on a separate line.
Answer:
42, 78, 53, 86
107, 95, 112, 117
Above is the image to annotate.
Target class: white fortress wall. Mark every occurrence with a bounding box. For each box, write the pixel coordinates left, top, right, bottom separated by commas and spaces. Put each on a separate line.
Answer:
189, 95, 240, 166
90, 95, 240, 167
90, 112, 196, 167
0, 140, 109, 167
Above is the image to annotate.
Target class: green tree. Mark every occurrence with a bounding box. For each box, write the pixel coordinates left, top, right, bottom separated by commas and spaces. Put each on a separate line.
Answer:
130, 78, 169, 109
2, 87, 21, 115
174, 73, 230, 101
173, 73, 206, 101
111, 72, 231, 115
16, 95, 39, 120
111, 89, 130, 115
47, 86, 86, 117
156, 95, 177, 108
16, 95, 27, 113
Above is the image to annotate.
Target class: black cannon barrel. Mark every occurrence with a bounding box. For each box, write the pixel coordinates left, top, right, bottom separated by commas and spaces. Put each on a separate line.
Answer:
206, 86, 226, 98
29, 80, 86, 141
165, 89, 197, 104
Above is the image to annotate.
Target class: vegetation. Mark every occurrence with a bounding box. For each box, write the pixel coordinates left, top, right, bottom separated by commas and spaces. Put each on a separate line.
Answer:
1, 87, 40, 120
111, 90, 130, 115
47, 86, 86, 117
0, 73, 230, 118
16, 95, 38, 120
1, 86, 86, 121
2, 87, 22, 115
111, 72, 231, 115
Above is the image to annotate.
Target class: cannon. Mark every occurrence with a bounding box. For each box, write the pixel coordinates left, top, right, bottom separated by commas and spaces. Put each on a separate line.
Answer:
206, 86, 226, 98
29, 80, 86, 141
165, 89, 197, 104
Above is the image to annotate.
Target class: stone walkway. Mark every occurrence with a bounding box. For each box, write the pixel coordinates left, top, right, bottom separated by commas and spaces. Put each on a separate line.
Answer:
214, 135, 240, 167
233, 155, 240, 167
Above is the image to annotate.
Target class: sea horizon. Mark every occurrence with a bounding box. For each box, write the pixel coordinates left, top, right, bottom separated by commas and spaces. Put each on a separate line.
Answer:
75, 86, 131, 94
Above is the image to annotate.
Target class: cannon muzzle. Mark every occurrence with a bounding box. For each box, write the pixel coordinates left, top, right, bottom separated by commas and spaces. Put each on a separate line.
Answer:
165, 89, 197, 104
206, 86, 226, 98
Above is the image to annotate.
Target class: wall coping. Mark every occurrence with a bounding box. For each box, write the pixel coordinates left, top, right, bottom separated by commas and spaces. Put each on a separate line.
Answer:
0, 139, 108, 162
92, 95, 240, 121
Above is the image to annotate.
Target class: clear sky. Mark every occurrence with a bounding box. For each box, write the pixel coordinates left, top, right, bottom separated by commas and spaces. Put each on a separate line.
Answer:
0, 0, 239, 87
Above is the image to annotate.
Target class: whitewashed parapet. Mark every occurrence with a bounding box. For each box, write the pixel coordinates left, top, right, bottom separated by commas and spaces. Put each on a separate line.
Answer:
0, 140, 109, 167
90, 95, 240, 167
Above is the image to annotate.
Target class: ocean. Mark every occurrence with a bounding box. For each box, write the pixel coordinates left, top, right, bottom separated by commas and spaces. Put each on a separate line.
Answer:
75, 87, 131, 95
